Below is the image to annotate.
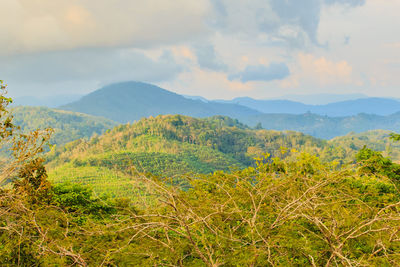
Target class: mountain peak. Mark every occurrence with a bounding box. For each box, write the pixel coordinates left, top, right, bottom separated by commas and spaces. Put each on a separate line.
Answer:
61, 81, 259, 123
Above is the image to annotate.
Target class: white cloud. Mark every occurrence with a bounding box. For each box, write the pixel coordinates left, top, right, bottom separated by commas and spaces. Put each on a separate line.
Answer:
280, 53, 362, 91
2, 0, 400, 99
0, 0, 210, 55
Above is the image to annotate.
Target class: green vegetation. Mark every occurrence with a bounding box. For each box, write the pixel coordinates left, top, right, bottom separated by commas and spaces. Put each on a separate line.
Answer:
44, 115, 400, 198
3, 148, 400, 265
45, 115, 345, 196
3, 80, 400, 265
330, 130, 400, 162
11, 106, 117, 146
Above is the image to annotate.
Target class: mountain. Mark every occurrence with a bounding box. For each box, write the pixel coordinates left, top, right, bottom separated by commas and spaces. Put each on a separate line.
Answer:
218, 97, 310, 114
11, 106, 117, 146
61, 81, 260, 123
46, 115, 341, 197
182, 95, 209, 102
244, 112, 400, 139
57, 81, 400, 139
275, 93, 368, 105
45, 114, 400, 197
220, 97, 400, 116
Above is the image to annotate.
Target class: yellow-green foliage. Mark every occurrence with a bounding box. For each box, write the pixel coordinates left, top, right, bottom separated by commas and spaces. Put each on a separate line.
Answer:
11, 106, 117, 146
330, 129, 400, 162
2, 151, 400, 266
45, 115, 400, 199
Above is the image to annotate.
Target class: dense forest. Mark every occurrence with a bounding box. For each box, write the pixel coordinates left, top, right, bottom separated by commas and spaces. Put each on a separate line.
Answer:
11, 106, 117, 145
2, 80, 400, 265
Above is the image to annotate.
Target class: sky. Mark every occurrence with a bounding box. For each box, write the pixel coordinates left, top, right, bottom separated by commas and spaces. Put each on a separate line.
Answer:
1, 0, 399, 100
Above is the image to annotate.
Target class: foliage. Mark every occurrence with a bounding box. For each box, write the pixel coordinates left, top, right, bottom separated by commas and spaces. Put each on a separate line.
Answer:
11, 106, 117, 146
0, 81, 52, 185
2, 151, 400, 265
45, 115, 400, 199
2, 80, 400, 265
356, 146, 400, 182
45, 115, 348, 197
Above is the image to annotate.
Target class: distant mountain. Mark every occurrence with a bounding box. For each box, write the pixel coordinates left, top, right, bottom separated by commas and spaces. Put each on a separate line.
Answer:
244, 112, 400, 139
61, 81, 260, 123
218, 97, 309, 114
275, 93, 368, 105
11, 106, 117, 146
222, 97, 400, 117
182, 95, 209, 102
12, 94, 83, 108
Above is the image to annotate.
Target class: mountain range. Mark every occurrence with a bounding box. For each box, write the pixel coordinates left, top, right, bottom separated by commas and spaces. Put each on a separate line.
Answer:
61, 81, 400, 118
61, 82, 259, 123
215, 97, 400, 117
9, 81, 400, 140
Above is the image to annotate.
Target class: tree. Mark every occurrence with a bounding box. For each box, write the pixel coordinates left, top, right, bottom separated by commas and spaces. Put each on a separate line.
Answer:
0, 80, 52, 184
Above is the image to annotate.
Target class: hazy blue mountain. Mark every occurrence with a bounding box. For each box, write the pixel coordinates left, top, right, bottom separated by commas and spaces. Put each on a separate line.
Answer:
218, 97, 310, 114
244, 112, 400, 139
221, 97, 400, 116
183, 95, 209, 102
56, 81, 400, 139
61, 81, 260, 123
12, 94, 83, 108
275, 93, 368, 105
11, 106, 117, 145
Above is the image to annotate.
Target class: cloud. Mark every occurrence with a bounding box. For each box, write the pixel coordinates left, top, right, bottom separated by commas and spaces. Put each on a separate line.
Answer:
209, 0, 365, 48
324, 0, 365, 7
281, 53, 357, 88
1, 48, 184, 96
0, 0, 210, 55
194, 45, 227, 71
299, 54, 352, 84
230, 63, 290, 83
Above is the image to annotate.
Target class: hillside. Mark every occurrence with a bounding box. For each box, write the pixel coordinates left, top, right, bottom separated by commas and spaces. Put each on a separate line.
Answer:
329, 129, 400, 162
44, 115, 400, 198
61, 81, 260, 123
11, 106, 117, 146
46, 115, 345, 197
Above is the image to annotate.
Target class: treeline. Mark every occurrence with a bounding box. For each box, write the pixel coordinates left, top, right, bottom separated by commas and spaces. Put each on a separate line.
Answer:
11, 106, 117, 145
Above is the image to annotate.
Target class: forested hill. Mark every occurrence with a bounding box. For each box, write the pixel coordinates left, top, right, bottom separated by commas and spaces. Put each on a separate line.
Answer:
61, 81, 260, 123
45, 115, 400, 198
45, 115, 334, 196
11, 106, 117, 145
